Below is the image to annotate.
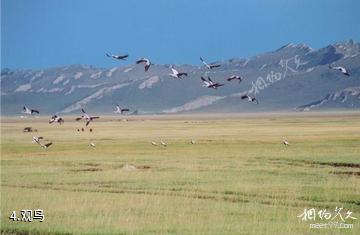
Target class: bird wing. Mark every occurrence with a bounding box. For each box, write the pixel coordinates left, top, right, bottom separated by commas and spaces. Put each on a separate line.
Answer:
145, 64, 151, 72
43, 142, 52, 148
210, 64, 221, 69
136, 58, 148, 64
200, 57, 210, 67
178, 72, 187, 77
31, 109, 39, 114
171, 68, 178, 75
241, 95, 249, 100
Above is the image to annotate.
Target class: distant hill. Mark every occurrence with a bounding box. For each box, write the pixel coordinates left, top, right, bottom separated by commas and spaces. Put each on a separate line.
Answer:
1, 40, 359, 115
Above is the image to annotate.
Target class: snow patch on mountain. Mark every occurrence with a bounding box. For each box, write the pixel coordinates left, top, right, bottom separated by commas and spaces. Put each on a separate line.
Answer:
74, 72, 83, 80
64, 83, 105, 95
63, 80, 70, 85
14, 84, 31, 92
163, 95, 225, 113
124, 67, 134, 73
90, 71, 102, 79
53, 75, 66, 84
61, 83, 130, 113
106, 67, 118, 77
138, 76, 159, 89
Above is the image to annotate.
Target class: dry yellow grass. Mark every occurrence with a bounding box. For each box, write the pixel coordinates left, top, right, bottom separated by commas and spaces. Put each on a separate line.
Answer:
1, 113, 360, 234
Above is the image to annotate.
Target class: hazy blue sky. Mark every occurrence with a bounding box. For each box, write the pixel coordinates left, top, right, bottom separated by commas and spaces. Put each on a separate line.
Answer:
2, 0, 360, 69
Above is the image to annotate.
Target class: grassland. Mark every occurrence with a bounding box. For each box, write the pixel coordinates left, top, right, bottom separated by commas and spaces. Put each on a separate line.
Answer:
1, 112, 360, 235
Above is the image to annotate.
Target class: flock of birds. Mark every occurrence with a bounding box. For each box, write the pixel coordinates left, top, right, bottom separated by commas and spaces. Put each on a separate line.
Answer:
22, 52, 351, 149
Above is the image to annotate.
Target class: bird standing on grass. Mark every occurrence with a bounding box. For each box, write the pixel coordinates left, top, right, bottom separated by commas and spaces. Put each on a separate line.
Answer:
283, 137, 289, 146
160, 140, 167, 147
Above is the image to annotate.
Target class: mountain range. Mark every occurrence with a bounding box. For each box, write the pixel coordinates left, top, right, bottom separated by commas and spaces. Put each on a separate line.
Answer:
1, 40, 359, 115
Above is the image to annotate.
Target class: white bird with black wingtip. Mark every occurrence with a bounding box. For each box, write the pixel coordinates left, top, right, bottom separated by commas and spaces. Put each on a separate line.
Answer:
169, 66, 188, 79
22, 105, 39, 115
32, 136, 52, 149
106, 53, 129, 61
329, 65, 350, 76
200, 57, 221, 69
49, 115, 64, 125
114, 104, 129, 114
201, 76, 224, 89
227, 75, 243, 83
136, 58, 152, 72
75, 109, 100, 126
241, 95, 259, 104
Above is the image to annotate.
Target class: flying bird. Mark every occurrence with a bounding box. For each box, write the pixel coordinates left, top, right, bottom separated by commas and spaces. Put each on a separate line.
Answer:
22, 106, 39, 115
114, 104, 130, 114
75, 109, 100, 126
136, 58, 152, 72
151, 141, 158, 146
106, 53, 128, 61
169, 66, 188, 79
49, 115, 64, 125
329, 65, 350, 76
227, 75, 243, 83
283, 137, 289, 146
241, 95, 258, 104
23, 127, 34, 132
191, 139, 196, 144
32, 136, 52, 149
90, 142, 96, 147
200, 57, 221, 69
201, 76, 224, 89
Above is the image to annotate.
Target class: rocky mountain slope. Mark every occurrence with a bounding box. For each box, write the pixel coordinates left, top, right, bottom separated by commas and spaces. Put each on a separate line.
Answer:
1, 40, 359, 115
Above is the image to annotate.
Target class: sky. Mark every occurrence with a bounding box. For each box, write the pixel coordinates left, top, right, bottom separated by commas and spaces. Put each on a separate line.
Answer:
1, 0, 360, 69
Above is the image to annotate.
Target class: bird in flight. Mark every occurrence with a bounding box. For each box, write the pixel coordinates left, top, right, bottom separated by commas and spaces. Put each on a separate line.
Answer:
32, 136, 52, 149
75, 109, 100, 126
328, 65, 350, 76
169, 66, 188, 79
106, 53, 128, 61
200, 57, 221, 69
136, 58, 152, 72
151, 141, 158, 146
201, 76, 224, 89
22, 106, 39, 115
227, 75, 243, 83
90, 142, 96, 147
191, 139, 196, 144
49, 115, 64, 125
114, 104, 130, 114
241, 95, 258, 104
